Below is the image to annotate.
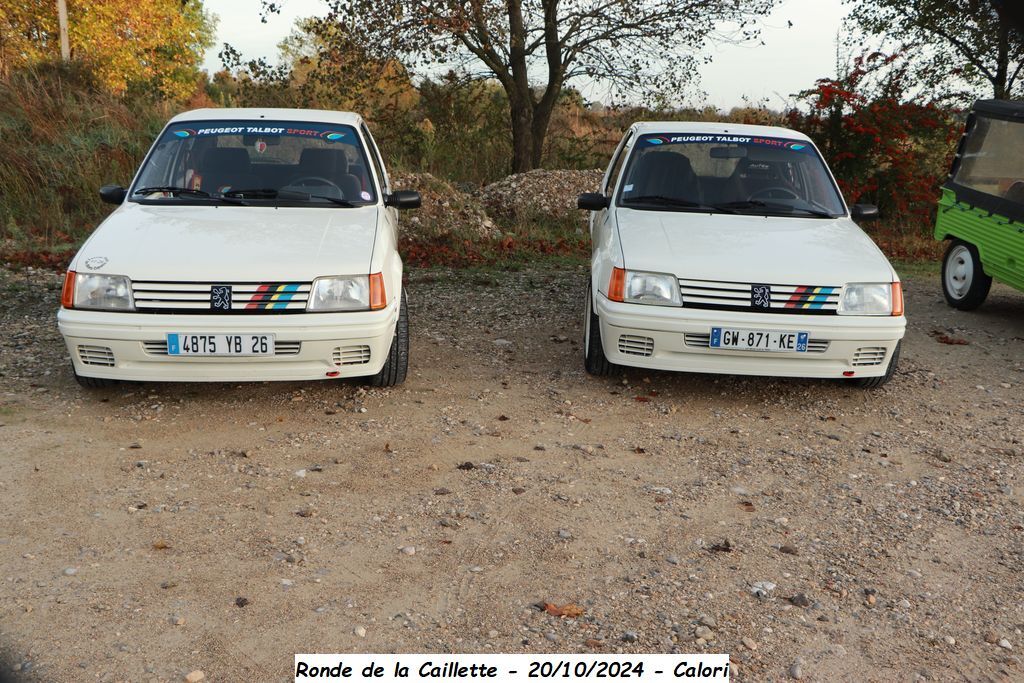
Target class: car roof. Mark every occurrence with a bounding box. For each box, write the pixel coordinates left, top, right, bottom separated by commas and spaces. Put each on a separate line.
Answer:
168, 108, 364, 127
631, 121, 812, 142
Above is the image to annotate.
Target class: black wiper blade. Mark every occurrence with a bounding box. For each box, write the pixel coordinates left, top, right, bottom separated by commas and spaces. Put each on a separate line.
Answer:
623, 195, 702, 207
134, 185, 246, 205
223, 188, 278, 198
622, 195, 727, 212
714, 200, 833, 218
133, 185, 210, 197
276, 189, 356, 207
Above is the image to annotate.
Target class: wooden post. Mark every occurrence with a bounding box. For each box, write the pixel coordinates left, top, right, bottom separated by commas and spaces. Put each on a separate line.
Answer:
56, 0, 70, 61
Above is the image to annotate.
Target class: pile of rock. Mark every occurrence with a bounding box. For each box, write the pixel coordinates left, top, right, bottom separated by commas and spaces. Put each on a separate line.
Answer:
390, 172, 498, 240
478, 169, 604, 228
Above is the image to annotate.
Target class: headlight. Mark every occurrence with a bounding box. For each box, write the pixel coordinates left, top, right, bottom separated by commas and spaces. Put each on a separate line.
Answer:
307, 275, 372, 311
611, 269, 681, 306
70, 272, 134, 311
837, 283, 896, 315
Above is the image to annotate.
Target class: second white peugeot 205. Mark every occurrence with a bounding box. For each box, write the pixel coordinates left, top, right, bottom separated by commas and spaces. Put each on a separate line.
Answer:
578, 122, 906, 388
58, 108, 420, 388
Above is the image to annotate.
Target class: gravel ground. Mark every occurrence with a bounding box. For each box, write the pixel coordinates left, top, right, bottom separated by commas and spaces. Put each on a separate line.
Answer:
0, 265, 1022, 682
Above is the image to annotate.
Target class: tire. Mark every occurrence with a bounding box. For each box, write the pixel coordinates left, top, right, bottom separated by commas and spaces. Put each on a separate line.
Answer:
852, 341, 900, 389
368, 291, 409, 388
942, 239, 991, 310
583, 283, 614, 376
73, 367, 118, 389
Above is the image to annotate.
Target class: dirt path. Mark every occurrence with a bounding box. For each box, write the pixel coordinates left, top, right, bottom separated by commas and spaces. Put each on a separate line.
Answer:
0, 266, 1022, 682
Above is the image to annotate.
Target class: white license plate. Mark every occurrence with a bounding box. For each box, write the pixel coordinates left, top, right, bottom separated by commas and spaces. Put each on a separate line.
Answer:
167, 333, 275, 356
709, 327, 808, 353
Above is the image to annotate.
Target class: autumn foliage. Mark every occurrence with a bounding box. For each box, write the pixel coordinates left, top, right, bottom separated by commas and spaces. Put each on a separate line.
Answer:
787, 52, 960, 229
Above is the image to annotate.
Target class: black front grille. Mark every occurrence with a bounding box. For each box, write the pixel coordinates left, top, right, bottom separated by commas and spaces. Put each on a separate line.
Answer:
678, 279, 840, 315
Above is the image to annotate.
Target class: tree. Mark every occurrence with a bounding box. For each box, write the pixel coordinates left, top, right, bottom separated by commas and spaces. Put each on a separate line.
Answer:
270, 1, 777, 173
846, 0, 1024, 101
0, 0, 215, 101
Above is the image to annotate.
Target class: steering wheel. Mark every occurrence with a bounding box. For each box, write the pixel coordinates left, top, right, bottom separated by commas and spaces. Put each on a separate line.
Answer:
749, 186, 800, 201
288, 176, 343, 195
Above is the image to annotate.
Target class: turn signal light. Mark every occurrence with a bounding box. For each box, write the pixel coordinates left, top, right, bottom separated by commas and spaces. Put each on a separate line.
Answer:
891, 281, 904, 316
61, 271, 76, 308
369, 272, 387, 310
608, 267, 626, 302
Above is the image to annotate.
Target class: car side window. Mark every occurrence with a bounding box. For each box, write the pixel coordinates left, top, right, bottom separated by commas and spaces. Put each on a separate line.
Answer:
361, 124, 389, 196
604, 131, 634, 197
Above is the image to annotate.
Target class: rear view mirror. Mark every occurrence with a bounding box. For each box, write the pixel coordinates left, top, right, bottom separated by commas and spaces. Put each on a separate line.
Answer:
710, 146, 748, 159
851, 204, 880, 221
385, 190, 421, 210
99, 185, 127, 205
578, 192, 609, 211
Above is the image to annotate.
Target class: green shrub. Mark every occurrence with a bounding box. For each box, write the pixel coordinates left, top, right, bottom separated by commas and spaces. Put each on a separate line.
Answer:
0, 64, 167, 256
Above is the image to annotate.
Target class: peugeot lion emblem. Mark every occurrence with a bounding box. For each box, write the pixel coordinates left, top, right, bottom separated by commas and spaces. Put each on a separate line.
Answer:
751, 285, 771, 310
210, 285, 232, 311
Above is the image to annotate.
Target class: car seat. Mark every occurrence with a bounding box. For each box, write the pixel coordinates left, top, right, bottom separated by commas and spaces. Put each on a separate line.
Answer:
294, 149, 362, 200
202, 148, 258, 194
626, 151, 703, 204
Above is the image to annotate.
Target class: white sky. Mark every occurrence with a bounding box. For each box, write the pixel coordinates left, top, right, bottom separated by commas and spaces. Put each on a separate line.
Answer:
202, 0, 850, 109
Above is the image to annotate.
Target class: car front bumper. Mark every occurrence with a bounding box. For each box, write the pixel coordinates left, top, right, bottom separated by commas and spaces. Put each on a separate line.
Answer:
57, 302, 399, 383
596, 296, 906, 379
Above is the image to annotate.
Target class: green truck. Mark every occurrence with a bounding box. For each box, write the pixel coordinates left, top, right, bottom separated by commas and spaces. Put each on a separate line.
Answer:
936, 99, 1024, 309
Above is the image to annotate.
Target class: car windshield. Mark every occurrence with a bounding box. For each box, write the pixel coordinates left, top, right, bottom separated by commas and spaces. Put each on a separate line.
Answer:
131, 120, 377, 206
616, 133, 846, 218
952, 114, 1024, 205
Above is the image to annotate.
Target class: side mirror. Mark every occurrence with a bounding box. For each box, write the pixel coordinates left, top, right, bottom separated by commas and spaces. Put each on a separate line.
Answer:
99, 185, 127, 205
577, 192, 609, 211
850, 203, 879, 221
385, 190, 421, 210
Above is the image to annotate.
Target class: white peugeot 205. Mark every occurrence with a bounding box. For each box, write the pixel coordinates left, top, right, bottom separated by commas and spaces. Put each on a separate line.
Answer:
58, 108, 420, 388
578, 122, 906, 388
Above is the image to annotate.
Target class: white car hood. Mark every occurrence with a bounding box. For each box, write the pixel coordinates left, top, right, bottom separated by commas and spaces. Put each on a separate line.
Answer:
73, 203, 379, 281
615, 209, 894, 284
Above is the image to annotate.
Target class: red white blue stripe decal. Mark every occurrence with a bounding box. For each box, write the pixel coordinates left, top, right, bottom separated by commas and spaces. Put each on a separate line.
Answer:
246, 283, 301, 310
785, 286, 836, 309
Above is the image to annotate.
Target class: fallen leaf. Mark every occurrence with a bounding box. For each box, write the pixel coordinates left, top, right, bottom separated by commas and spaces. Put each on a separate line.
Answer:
152, 540, 170, 550
384, 443, 393, 453
738, 501, 755, 513
633, 446, 646, 454
585, 638, 604, 649
497, 415, 510, 421
936, 335, 969, 345
543, 602, 584, 618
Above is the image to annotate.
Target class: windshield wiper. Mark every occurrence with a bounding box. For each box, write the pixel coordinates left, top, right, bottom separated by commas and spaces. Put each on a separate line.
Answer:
134, 185, 210, 197
275, 189, 356, 207
622, 195, 727, 212
223, 188, 278, 199
133, 186, 246, 205
714, 200, 834, 218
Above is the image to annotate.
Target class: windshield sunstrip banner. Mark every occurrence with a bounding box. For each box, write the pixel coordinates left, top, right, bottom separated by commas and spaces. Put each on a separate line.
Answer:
641, 133, 813, 153
166, 122, 350, 142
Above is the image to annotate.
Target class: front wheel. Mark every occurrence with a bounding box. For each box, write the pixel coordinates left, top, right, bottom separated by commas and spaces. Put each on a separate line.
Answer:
942, 239, 991, 310
583, 283, 613, 376
851, 341, 900, 389
73, 366, 118, 389
368, 291, 409, 387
